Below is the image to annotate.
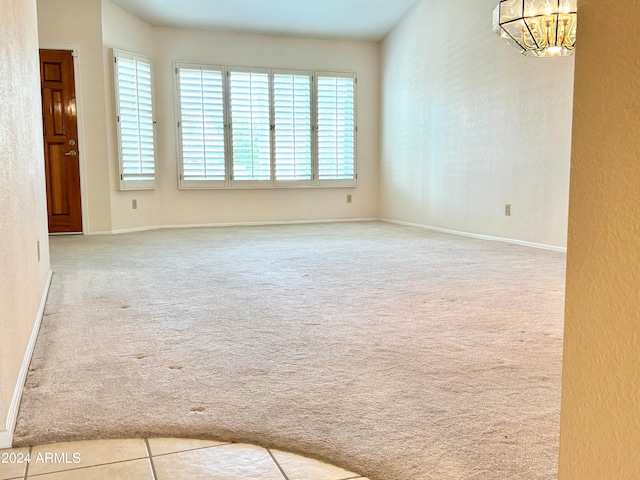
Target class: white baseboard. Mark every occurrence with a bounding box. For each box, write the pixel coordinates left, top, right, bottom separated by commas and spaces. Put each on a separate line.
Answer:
103, 226, 158, 235
0, 270, 53, 449
382, 219, 567, 253
87, 218, 379, 235
74, 219, 566, 254
159, 217, 378, 230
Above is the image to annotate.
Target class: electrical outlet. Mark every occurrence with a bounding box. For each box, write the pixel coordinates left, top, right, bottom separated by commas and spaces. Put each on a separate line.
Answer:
505, 204, 511, 216
132, 199, 137, 210
347, 194, 352, 204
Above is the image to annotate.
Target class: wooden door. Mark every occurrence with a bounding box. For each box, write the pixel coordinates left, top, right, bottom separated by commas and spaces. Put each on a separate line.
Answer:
40, 49, 83, 233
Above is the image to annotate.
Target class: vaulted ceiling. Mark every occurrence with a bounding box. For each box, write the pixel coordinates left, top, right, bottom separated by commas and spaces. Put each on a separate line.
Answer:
109, 0, 421, 41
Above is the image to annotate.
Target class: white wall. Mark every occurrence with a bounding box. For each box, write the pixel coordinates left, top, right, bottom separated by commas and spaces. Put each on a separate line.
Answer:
37, 0, 113, 233
38, 0, 380, 232
0, 0, 51, 441
151, 28, 380, 227
101, 0, 160, 232
380, 0, 575, 248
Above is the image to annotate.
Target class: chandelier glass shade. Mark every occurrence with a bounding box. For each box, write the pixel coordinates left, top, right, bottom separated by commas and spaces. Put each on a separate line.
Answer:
492, 0, 577, 57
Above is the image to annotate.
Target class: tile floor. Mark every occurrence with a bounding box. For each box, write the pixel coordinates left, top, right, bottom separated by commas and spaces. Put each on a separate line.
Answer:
0, 438, 369, 480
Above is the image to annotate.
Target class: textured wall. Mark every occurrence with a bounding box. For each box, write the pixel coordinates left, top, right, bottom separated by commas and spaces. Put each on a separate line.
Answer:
559, 0, 640, 477
380, 0, 575, 247
0, 0, 51, 430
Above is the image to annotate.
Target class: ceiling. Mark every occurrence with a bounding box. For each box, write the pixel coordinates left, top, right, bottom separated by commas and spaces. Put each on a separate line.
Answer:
109, 0, 422, 41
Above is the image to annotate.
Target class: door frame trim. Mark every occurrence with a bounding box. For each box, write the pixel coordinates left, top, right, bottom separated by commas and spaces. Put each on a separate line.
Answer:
39, 43, 88, 235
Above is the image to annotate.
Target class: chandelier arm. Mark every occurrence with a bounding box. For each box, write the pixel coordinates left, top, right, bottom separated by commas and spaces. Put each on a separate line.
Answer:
555, 0, 562, 45
554, 0, 560, 45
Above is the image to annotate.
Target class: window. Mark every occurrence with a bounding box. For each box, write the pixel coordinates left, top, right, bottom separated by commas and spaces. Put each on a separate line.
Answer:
317, 73, 356, 184
176, 64, 226, 188
273, 70, 313, 184
229, 69, 271, 184
174, 64, 356, 189
113, 50, 157, 190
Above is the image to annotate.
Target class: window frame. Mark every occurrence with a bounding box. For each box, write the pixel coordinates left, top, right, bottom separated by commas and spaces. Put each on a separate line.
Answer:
315, 71, 357, 188
173, 62, 357, 190
113, 49, 157, 191
228, 66, 273, 189
271, 68, 315, 188
174, 62, 229, 189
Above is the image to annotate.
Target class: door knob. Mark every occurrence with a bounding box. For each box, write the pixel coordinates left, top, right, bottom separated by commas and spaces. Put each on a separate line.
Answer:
64, 150, 77, 157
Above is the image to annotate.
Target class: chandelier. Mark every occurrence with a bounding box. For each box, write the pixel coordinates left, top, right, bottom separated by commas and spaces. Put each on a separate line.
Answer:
492, 0, 577, 57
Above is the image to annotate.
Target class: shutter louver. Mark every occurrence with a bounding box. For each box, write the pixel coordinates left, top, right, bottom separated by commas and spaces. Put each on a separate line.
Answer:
178, 67, 226, 182
273, 73, 312, 181
317, 75, 355, 181
114, 52, 156, 189
229, 70, 271, 182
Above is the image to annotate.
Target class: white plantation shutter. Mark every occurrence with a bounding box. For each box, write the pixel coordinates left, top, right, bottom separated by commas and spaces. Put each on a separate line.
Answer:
229, 69, 271, 183
113, 50, 156, 190
171, 63, 357, 189
177, 65, 227, 187
273, 71, 312, 184
317, 73, 356, 185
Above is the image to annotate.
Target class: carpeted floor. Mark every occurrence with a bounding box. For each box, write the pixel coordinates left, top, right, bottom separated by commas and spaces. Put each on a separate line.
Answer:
14, 222, 566, 479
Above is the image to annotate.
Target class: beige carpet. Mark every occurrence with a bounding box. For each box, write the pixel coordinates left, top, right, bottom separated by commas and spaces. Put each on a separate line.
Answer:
14, 222, 566, 479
